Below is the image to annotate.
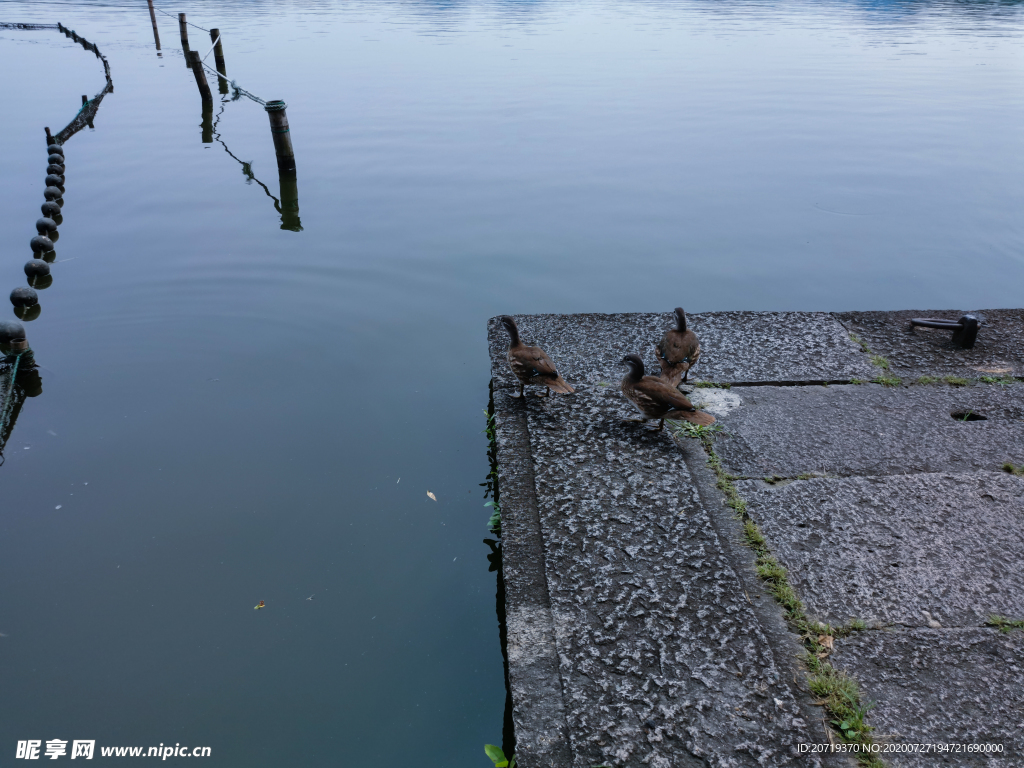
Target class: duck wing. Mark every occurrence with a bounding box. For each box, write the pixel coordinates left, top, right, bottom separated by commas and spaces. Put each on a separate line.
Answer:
511, 345, 575, 393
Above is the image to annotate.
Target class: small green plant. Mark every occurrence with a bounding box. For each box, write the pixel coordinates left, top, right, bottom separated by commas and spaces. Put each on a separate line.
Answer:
849, 333, 870, 354
869, 354, 890, 371
916, 375, 937, 385
848, 378, 865, 385
979, 375, 1015, 386
484, 745, 516, 768
986, 615, 1024, 633
1002, 463, 1024, 477
686, 432, 881, 763
871, 375, 901, 387
943, 376, 969, 387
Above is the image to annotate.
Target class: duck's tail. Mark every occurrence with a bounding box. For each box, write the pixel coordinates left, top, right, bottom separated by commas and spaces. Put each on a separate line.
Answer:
666, 409, 715, 426
545, 375, 575, 394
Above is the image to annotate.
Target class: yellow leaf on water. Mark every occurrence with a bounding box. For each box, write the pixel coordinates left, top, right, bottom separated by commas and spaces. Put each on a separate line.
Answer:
427, 491, 437, 502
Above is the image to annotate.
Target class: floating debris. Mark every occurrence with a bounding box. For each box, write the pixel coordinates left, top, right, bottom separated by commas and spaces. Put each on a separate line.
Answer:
254, 600, 265, 610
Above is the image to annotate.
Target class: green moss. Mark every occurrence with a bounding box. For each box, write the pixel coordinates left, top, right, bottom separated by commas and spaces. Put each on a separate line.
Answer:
916, 375, 937, 385
1002, 463, 1024, 477
869, 354, 890, 371
943, 376, 970, 387
871, 375, 902, 387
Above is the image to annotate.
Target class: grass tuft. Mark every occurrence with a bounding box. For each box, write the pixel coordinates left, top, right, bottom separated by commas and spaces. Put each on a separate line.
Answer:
849, 334, 870, 354
916, 375, 937, 385
986, 614, 1024, 633
1002, 463, 1024, 477
871, 375, 902, 387
869, 354, 890, 371
943, 376, 970, 387
979, 375, 1016, 386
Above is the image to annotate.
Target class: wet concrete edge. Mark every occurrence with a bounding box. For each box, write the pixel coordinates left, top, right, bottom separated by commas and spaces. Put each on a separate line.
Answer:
493, 388, 573, 768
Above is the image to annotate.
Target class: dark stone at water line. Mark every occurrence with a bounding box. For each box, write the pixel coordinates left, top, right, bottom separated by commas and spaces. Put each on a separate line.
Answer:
24, 260, 51, 279
10, 287, 38, 308
0, 319, 26, 343
30, 236, 54, 254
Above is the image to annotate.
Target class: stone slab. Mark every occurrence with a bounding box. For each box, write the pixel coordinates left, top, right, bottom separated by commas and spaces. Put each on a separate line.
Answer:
830, 628, 1024, 766
836, 309, 1024, 380
734, 473, 1024, 629
487, 312, 876, 390
711, 382, 1024, 479
494, 384, 828, 768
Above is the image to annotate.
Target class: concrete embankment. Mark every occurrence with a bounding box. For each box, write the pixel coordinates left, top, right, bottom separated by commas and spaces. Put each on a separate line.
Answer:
489, 310, 1024, 768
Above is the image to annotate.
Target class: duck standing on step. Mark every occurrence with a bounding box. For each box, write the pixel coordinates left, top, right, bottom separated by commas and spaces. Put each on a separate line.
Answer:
499, 315, 575, 398
656, 307, 701, 387
621, 354, 715, 431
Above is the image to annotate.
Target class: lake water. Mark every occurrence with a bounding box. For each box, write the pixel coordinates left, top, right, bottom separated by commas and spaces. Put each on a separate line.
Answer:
1, 0, 1022, 764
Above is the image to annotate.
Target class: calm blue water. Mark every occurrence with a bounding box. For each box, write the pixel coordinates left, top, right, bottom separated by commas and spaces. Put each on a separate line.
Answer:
1, 1, 1022, 765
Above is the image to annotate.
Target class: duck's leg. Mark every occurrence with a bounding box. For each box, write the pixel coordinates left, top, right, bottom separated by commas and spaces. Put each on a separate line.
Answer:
657, 418, 665, 432
517, 382, 524, 398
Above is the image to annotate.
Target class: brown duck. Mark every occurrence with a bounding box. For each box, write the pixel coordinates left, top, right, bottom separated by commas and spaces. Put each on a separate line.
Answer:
621, 354, 715, 431
499, 316, 574, 397
656, 307, 701, 386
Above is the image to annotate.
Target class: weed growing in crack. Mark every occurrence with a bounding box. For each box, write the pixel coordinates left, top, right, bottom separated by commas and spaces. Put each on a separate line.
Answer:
849, 334, 870, 354
671, 425, 880, 765
979, 376, 1016, 386
869, 354, 890, 371
986, 615, 1024, 633
1002, 463, 1024, 477
943, 376, 970, 387
872, 375, 902, 387
916, 375, 937, 385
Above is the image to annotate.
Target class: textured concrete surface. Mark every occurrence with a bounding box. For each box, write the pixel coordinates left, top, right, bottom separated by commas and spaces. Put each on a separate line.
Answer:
494, 384, 828, 767
735, 473, 1024, 628
836, 309, 1024, 380
489, 311, 1024, 768
488, 312, 876, 390
711, 382, 1024, 479
830, 628, 1024, 766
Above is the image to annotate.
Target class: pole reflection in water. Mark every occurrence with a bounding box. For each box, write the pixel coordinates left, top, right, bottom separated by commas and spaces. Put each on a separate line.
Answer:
210, 101, 302, 231
201, 101, 213, 144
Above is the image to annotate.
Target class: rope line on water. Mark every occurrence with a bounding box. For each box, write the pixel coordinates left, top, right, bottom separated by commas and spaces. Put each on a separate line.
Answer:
151, 4, 209, 32
0, 22, 59, 29
147, 5, 268, 106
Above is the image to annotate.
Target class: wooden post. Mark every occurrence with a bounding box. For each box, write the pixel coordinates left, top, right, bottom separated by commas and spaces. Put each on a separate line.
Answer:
209, 28, 228, 94
188, 50, 213, 103
178, 13, 191, 64
201, 101, 213, 144
277, 170, 301, 232
146, 0, 161, 51
264, 101, 296, 172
